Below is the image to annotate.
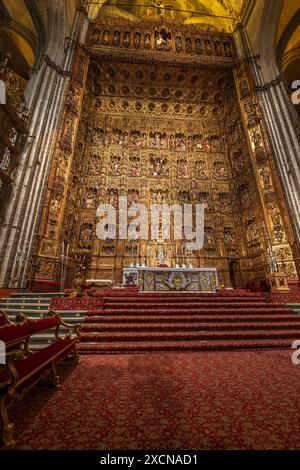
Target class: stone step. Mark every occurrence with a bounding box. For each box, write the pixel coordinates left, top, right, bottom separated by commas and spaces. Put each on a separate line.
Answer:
10, 292, 66, 298
0, 299, 50, 305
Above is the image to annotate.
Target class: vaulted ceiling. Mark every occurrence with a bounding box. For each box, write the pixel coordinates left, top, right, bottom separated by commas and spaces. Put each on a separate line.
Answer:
88, 0, 249, 32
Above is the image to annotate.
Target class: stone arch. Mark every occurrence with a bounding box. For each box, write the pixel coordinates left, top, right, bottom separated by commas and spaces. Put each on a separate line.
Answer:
277, 8, 300, 64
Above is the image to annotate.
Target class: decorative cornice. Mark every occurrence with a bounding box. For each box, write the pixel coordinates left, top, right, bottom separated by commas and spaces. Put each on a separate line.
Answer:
41, 55, 71, 77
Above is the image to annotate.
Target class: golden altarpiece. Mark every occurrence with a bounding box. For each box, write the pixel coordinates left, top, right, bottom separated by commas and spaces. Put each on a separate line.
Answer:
33, 16, 299, 290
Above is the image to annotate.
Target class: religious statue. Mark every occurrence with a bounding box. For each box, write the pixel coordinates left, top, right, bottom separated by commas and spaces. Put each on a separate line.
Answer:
112, 31, 121, 47
185, 37, 193, 54
134, 32, 141, 49
260, 167, 272, 190
123, 31, 130, 48
155, 28, 171, 50
195, 38, 204, 55
102, 30, 110, 45
144, 33, 151, 49
175, 36, 182, 52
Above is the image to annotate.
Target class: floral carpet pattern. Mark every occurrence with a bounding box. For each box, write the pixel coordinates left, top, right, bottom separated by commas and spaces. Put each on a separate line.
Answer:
6, 350, 300, 450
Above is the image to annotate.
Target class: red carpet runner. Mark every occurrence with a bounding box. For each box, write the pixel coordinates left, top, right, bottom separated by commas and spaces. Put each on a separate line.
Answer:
8, 351, 300, 450
78, 291, 300, 353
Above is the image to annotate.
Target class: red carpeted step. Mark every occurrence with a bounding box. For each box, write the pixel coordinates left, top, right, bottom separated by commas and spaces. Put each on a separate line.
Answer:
81, 321, 300, 333
84, 313, 300, 323
79, 329, 300, 342
104, 296, 266, 303
103, 302, 282, 309
101, 307, 291, 315
78, 338, 295, 352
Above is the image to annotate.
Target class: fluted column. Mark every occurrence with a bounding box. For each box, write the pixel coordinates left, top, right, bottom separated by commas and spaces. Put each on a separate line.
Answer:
236, 21, 300, 277
0, 3, 89, 287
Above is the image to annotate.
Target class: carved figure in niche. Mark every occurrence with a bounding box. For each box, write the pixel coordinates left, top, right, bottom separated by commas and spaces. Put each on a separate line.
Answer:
134, 32, 141, 49
155, 28, 171, 50
271, 209, 286, 243
161, 132, 168, 148
214, 161, 228, 179
218, 192, 232, 213
102, 30, 110, 45
122, 131, 129, 145
140, 132, 147, 147
193, 134, 203, 150
128, 189, 139, 204
169, 134, 175, 149
185, 37, 192, 54
177, 159, 189, 178
79, 223, 93, 249
150, 131, 158, 148
195, 160, 207, 178
112, 31, 121, 47
186, 136, 193, 150
50, 198, 61, 217
204, 228, 215, 246
205, 40, 213, 55
144, 33, 151, 49
246, 218, 257, 242
89, 154, 101, 175
211, 135, 223, 152
223, 228, 235, 245
239, 79, 250, 98
85, 186, 98, 209
90, 28, 100, 44
240, 185, 250, 209
129, 154, 140, 177
179, 191, 191, 204
224, 41, 233, 57
198, 191, 210, 211
107, 188, 118, 206
150, 155, 168, 176
260, 167, 272, 190
123, 31, 130, 47
214, 41, 222, 56
175, 36, 182, 52
251, 130, 263, 150
175, 133, 186, 151
59, 119, 74, 153
151, 189, 168, 204
109, 155, 121, 176
195, 38, 204, 55
65, 85, 80, 114
130, 129, 141, 146
247, 102, 260, 128
102, 244, 115, 255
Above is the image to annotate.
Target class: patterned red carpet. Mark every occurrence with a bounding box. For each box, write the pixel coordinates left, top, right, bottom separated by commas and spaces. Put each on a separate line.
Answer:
79, 292, 300, 352
7, 350, 300, 450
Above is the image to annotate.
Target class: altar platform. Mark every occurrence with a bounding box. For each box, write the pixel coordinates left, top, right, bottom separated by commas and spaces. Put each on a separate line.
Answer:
122, 266, 218, 293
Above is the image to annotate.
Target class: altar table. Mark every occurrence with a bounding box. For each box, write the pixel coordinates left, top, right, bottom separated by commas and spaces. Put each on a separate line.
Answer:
122, 267, 218, 293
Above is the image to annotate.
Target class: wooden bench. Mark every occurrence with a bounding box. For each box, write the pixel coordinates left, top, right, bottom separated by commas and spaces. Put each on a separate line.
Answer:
0, 309, 81, 448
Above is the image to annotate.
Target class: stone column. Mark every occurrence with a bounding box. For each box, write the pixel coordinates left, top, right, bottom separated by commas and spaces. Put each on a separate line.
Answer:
236, 22, 300, 285
0, 3, 90, 288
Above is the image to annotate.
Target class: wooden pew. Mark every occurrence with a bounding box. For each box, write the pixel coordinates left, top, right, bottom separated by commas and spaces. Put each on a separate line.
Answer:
0, 310, 81, 448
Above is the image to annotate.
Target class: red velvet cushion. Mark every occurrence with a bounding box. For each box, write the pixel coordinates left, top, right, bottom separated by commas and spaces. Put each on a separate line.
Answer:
0, 338, 76, 391
0, 312, 8, 326
0, 316, 59, 345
